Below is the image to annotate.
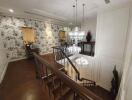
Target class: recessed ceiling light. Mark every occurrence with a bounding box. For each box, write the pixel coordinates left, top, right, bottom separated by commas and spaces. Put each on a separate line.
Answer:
9, 9, 14, 13
105, 0, 110, 4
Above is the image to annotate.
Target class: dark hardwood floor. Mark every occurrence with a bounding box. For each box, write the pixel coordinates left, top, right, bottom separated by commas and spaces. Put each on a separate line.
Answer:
0, 54, 114, 100
86, 86, 114, 100
0, 58, 50, 100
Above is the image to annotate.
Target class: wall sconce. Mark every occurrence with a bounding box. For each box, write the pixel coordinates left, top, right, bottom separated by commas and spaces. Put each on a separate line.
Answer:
59, 30, 66, 41
45, 22, 52, 37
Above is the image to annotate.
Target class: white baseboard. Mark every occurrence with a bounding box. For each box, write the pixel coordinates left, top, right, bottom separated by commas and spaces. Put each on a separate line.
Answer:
9, 57, 27, 62
0, 57, 27, 84
0, 62, 8, 84
9, 52, 53, 62
97, 82, 111, 91
40, 52, 52, 55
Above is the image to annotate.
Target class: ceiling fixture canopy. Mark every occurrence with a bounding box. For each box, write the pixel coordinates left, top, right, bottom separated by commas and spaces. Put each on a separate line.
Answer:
9, 9, 14, 13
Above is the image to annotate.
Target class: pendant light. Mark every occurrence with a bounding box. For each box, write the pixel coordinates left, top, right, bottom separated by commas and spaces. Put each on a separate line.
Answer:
69, 0, 86, 45
82, 4, 85, 23
80, 3, 85, 31
75, 0, 77, 26
74, 0, 79, 32
73, 5, 75, 27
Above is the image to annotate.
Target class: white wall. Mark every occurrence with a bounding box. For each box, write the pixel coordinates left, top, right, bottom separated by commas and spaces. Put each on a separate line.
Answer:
116, 6, 132, 100
95, 6, 129, 90
67, 5, 130, 91
0, 38, 8, 83
66, 6, 130, 91
81, 17, 97, 41
79, 17, 97, 52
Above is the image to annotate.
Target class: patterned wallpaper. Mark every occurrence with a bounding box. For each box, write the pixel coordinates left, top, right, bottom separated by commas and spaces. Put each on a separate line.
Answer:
0, 15, 64, 60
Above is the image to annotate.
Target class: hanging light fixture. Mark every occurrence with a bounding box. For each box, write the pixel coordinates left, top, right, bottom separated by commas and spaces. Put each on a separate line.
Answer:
72, 0, 86, 32
80, 3, 85, 31
74, 0, 80, 32
73, 5, 75, 27
82, 3, 85, 23
75, 0, 77, 26
69, 0, 85, 45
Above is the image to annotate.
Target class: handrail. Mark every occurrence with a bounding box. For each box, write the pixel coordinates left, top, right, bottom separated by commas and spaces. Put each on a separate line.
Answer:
33, 53, 102, 100
52, 46, 95, 84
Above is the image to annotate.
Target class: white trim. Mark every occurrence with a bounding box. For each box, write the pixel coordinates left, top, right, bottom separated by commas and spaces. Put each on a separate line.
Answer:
0, 13, 67, 26
97, 82, 110, 91
0, 62, 8, 84
39, 52, 52, 56
9, 57, 27, 62
9, 52, 52, 62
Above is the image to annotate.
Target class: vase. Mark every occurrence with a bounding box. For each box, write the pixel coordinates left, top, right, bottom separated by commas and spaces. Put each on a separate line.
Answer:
86, 31, 92, 42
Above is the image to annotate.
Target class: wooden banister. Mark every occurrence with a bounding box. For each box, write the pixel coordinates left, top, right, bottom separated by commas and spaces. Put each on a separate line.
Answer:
52, 46, 80, 77
33, 53, 102, 100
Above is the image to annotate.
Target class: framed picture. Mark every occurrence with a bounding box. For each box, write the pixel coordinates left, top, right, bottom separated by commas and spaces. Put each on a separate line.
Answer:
59, 30, 65, 41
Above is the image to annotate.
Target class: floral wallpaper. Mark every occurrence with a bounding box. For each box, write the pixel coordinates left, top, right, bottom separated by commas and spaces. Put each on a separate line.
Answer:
0, 15, 64, 60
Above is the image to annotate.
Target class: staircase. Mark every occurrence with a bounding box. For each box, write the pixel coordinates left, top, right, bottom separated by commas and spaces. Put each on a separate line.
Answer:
43, 70, 75, 100
33, 46, 102, 100
53, 46, 96, 86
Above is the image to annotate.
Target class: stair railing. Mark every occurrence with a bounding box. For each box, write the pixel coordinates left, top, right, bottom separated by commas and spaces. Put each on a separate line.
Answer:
52, 46, 96, 87
33, 52, 102, 100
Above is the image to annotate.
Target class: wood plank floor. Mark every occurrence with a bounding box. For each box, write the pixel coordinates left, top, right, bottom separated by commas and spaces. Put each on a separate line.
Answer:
86, 86, 114, 100
0, 58, 51, 100
0, 54, 114, 100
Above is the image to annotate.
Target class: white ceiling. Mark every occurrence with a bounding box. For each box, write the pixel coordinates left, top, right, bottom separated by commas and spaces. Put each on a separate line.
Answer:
0, 0, 131, 25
